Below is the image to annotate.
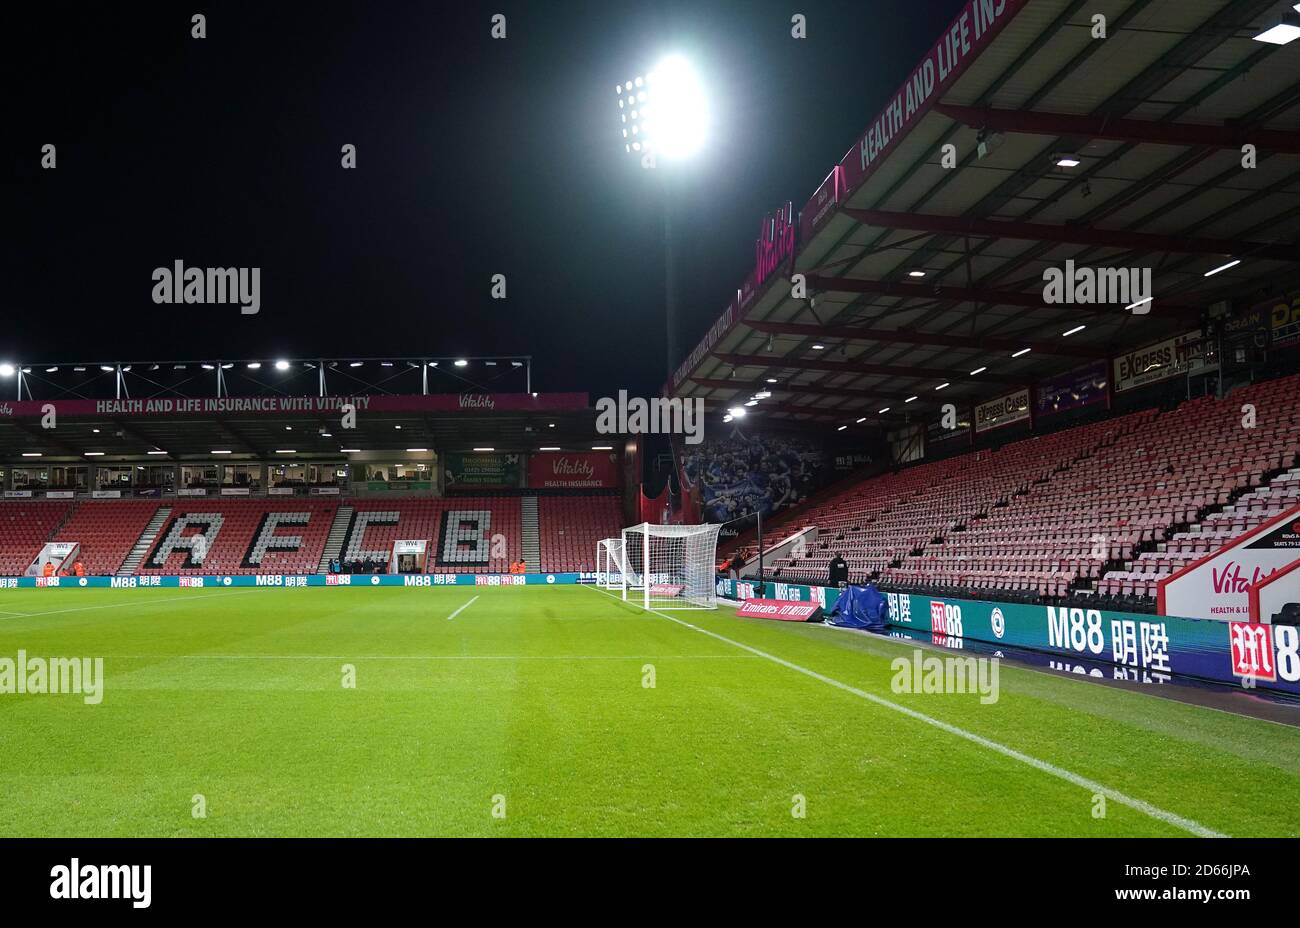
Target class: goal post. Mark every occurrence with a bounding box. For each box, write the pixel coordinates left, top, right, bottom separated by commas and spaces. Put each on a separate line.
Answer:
596, 537, 627, 590
620, 522, 722, 610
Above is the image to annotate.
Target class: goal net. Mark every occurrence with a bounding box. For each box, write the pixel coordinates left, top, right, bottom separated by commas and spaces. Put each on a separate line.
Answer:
596, 537, 627, 590
621, 522, 722, 611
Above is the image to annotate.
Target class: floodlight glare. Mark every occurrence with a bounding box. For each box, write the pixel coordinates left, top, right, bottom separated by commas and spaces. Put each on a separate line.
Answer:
637, 55, 708, 161
727, 406, 747, 418
0, 363, 14, 377
274, 359, 290, 370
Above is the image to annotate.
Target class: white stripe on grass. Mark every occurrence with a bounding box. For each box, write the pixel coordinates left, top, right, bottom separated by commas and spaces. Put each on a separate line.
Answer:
586, 584, 1225, 838
446, 594, 479, 621
0, 589, 264, 620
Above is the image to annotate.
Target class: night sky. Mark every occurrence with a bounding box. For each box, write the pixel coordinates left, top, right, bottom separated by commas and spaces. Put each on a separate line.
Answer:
5, 0, 963, 401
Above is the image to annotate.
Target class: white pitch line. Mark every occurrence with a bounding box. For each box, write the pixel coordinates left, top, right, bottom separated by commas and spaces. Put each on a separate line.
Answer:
585, 584, 1225, 838
0, 589, 263, 620
446, 594, 479, 621
164, 653, 753, 661
0, 610, 30, 617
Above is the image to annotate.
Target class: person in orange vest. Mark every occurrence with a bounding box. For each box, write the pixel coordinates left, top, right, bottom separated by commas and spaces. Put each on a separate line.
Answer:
42, 561, 55, 578
73, 560, 86, 578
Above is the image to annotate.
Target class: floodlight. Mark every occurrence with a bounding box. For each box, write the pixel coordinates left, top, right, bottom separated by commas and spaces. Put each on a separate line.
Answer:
100, 365, 115, 372
727, 406, 747, 418
618, 54, 708, 162
454, 359, 468, 367
247, 362, 262, 369
275, 359, 290, 370
0, 363, 14, 377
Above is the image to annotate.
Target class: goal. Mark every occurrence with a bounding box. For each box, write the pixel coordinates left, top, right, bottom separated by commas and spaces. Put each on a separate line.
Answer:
596, 537, 627, 590
620, 522, 722, 610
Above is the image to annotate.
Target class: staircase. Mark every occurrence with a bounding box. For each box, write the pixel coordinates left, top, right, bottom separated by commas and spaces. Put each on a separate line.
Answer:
117, 506, 172, 576
318, 504, 355, 573
520, 496, 541, 572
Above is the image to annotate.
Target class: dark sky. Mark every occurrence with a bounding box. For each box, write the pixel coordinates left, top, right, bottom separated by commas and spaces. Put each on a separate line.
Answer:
5, 0, 963, 400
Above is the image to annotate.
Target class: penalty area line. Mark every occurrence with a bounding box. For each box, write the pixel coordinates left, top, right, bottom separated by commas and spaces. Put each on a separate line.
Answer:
584, 584, 1225, 838
447, 595, 479, 621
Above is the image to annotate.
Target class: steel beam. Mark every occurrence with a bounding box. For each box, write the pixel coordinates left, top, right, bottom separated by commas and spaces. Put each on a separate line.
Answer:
933, 103, 1300, 156
840, 207, 1299, 263
713, 352, 1023, 385
745, 320, 1106, 358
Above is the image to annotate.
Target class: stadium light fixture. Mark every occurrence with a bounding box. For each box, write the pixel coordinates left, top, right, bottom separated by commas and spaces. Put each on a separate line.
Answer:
92, 428, 101, 434
754, 391, 771, 399
201, 364, 215, 371
406, 448, 429, 453
472, 447, 494, 452
247, 362, 262, 369
744, 400, 758, 407
340, 448, 360, 453
100, 365, 115, 373
428, 361, 439, 367
1062, 325, 1086, 337
1126, 296, 1153, 311
274, 359, 290, 370
0, 363, 13, 377
855, 417, 867, 424
618, 56, 709, 163
548, 423, 556, 428
275, 449, 296, 454
21, 452, 41, 457
1253, 10, 1300, 43
722, 414, 733, 423
765, 377, 778, 383
905, 396, 918, 403
592, 445, 614, 450
1011, 348, 1032, 358
908, 270, 926, 278
46, 366, 58, 373
454, 359, 468, 367
147, 450, 168, 455
727, 406, 747, 418
349, 362, 363, 368
221, 364, 233, 370
394, 425, 402, 429
1204, 258, 1241, 277
935, 383, 949, 390
539, 446, 561, 451
837, 425, 847, 431
1055, 156, 1081, 168
811, 343, 826, 350
84, 452, 104, 456
878, 407, 890, 414
970, 366, 987, 375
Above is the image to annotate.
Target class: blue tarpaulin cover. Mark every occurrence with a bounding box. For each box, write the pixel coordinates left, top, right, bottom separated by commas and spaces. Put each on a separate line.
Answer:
828, 583, 891, 632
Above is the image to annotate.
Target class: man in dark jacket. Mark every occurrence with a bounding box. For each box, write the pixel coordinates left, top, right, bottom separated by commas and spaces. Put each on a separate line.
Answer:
828, 552, 849, 587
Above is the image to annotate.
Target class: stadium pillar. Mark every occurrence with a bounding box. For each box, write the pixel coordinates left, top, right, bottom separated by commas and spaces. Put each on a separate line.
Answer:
662, 178, 678, 380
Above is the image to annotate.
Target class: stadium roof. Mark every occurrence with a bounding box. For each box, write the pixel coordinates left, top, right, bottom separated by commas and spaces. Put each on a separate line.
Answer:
0, 357, 604, 460
669, 0, 1300, 429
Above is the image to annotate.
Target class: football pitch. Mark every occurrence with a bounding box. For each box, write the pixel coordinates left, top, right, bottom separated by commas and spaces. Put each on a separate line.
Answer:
0, 584, 1296, 838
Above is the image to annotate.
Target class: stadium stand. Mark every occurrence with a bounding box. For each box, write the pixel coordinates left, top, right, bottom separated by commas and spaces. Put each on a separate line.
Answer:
538, 495, 623, 572
342, 497, 523, 574
138, 500, 340, 576
51, 499, 164, 576
0, 500, 75, 576
760, 373, 1300, 611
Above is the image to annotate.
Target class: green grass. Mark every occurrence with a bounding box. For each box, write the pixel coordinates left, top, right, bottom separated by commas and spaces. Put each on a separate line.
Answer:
0, 583, 1296, 837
